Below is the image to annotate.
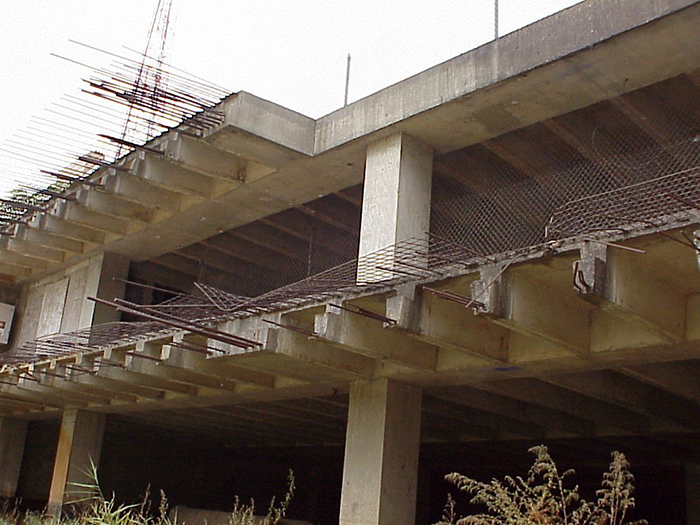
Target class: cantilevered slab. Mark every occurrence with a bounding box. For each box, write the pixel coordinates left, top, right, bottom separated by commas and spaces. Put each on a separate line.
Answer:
3, 0, 699, 283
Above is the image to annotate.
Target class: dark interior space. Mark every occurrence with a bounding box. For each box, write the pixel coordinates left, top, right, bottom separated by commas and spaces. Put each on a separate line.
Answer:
13, 416, 680, 525
124, 184, 363, 307
15, 420, 60, 509
98, 432, 345, 525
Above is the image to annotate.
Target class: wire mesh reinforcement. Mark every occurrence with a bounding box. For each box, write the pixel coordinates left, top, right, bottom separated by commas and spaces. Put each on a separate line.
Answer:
2, 74, 700, 367
0, 321, 171, 367
546, 167, 700, 239
430, 75, 700, 255
0, 236, 487, 365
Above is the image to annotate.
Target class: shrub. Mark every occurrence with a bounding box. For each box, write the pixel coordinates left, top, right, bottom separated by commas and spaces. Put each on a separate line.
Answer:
437, 445, 646, 525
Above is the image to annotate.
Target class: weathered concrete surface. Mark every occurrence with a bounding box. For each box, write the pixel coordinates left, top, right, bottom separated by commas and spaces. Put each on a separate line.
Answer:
314, 0, 700, 153
90, 252, 129, 326
47, 410, 105, 514
340, 379, 422, 525
0, 418, 28, 498
220, 92, 316, 161
7, 253, 128, 351
359, 133, 432, 259
4, 0, 699, 283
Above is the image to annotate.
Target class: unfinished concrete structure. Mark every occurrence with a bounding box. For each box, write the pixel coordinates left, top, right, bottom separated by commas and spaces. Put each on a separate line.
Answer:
1, 0, 700, 523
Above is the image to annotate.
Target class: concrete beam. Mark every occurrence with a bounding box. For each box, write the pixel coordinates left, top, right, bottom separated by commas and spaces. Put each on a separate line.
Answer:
265, 323, 377, 380
481, 378, 650, 434
316, 304, 438, 371
575, 242, 685, 343
16, 374, 110, 406
2, 238, 65, 263
0, 396, 47, 413
0, 261, 33, 279
73, 371, 166, 401
315, 0, 700, 153
163, 335, 276, 389
75, 189, 154, 224
429, 385, 593, 436
135, 153, 237, 199
205, 316, 376, 383
386, 285, 508, 363
542, 370, 700, 431
0, 250, 49, 271
0, 417, 28, 499
128, 342, 241, 394
608, 95, 688, 165
35, 215, 107, 244
212, 92, 315, 168
98, 351, 198, 396
340, 379, 422, 525
54, 201, 132, 236
423, 395, 542, 439
17, 225, 88, 254
102, 171, 183, 214
621, 361, 700, 404
162, 134, 243, 181
0, 384, 75, 409
472, 265, 591, 356
47, 409, 106, 514
39, 369, 139, 404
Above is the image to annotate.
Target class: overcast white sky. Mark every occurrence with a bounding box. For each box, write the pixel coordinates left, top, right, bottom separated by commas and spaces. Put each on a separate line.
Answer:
0, 0, 582, 195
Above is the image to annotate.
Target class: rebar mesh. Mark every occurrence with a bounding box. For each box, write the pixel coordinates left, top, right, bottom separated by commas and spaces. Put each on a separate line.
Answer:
0, 236, 483, 366
0, 321, 170, 367
430, 74, 700, 255
547, 167, 700, 239
3, 74, 700, 368
197, 236, 485, 315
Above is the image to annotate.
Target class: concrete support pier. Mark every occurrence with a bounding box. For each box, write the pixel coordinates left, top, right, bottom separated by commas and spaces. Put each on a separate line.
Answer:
358, 133, 432, 281
47, 410, 106, 514
90, 252, 130, 326
339, 378, 422, 525
0, 417, 28, 499
687, 465, 700, 525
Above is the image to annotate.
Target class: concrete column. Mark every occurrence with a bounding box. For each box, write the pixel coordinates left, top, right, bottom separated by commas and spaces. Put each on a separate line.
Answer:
47, 410, 106, 514
358, 133, 432, 281
340, 378, 422, 525
91, 253, 130, 326
687, 465, 700, 525
0, 417, 28, 498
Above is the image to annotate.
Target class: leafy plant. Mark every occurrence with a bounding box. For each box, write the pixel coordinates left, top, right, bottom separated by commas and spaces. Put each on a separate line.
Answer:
437, 445, 646, 525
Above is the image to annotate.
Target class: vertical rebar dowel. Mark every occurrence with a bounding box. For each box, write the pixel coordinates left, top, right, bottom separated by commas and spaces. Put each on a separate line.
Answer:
494, 0, 499, 39
344, 54, 351, 107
